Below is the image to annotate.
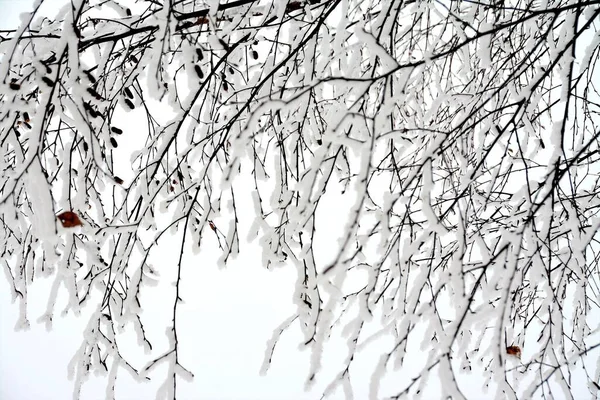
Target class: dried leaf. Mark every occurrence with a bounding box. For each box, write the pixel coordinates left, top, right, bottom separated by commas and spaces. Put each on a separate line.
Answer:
506, 346, 521, 358
57, 211, 83, 228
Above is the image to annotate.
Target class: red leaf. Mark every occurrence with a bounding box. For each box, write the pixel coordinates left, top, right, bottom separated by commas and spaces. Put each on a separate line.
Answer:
57, 211, 83, 228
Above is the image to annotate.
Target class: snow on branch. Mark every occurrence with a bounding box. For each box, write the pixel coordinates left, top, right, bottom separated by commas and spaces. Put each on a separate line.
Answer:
1, 0, 600, 399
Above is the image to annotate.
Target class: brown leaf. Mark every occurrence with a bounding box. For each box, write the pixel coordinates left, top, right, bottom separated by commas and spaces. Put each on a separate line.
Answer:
506, 346, 521, 358
209, 221, 216, 231
57, 211, 83, 228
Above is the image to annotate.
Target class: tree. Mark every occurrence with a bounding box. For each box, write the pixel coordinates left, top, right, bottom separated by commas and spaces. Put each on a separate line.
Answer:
1, 0, 600, 398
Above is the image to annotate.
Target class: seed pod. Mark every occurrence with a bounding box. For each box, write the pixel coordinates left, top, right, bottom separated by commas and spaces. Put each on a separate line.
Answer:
252, 50, 258, 60
110, 137, 118, 148
114, 176, 124, 185
23, 122, 32, 129
194, 65, 203, 79
23, 112, 30, 122
228, 66, 234, 75
83, 142, 89, 152
124, 99, 135, 109
111, 126, 123, 135
196, 48, 203, 60
42, 77, 53, 86
223, 81, 228, 91
9, 82, 20, 90
84, 103, 98, 118
85, 71, 96, 83
126, 8, 131, 16
317, 139, 322, 145
177, 171, 184, 181
87, 87, 101, 100
124, 87, 133, 98
130, 55, 138, 63
46, 66, 52, 74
